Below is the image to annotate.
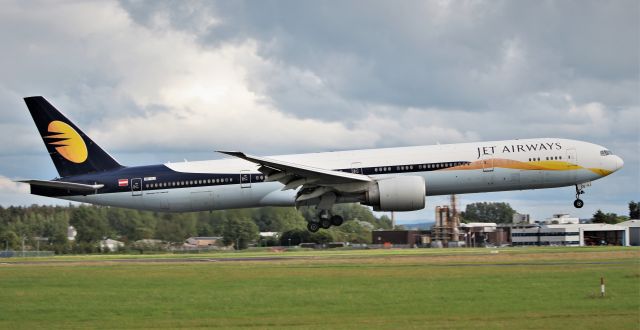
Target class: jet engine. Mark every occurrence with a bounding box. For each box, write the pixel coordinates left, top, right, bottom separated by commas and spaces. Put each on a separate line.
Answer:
364, 176, 426, 211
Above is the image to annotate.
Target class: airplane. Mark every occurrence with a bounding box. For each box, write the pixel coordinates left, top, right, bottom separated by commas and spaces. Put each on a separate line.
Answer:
18, 96, 624, 232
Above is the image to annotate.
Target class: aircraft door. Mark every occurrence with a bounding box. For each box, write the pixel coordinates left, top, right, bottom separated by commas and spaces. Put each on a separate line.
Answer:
566, 148, 577, 165
482, 158, 494, 172
481, 156, 494, 186
240, 170, 251, 188
131, 178, 142, 196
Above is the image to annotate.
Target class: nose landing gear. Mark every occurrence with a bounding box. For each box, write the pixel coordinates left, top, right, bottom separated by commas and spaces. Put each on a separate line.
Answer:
574, 185, 585, 208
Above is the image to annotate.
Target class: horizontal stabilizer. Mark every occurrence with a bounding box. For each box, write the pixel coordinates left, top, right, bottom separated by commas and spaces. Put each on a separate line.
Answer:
18, 179, 104, 191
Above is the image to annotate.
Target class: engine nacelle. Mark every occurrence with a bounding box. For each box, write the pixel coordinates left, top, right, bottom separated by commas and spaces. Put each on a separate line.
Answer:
364, 176, 426, 211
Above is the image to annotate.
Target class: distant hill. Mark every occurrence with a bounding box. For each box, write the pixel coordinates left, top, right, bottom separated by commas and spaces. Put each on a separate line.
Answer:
400, 222, 434, 230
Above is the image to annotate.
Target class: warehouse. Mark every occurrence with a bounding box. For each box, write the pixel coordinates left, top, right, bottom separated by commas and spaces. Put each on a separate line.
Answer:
511, 223, 629, 246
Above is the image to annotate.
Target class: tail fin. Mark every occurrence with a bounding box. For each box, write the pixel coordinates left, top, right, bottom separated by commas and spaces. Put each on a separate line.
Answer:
24, 96, 123, 177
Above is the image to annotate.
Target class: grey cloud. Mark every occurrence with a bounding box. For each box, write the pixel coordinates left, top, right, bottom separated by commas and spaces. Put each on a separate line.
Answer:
118, 0, 639, 121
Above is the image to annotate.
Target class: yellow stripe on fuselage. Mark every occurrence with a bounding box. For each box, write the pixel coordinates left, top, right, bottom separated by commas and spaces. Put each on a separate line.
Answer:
443, 158, 610, 177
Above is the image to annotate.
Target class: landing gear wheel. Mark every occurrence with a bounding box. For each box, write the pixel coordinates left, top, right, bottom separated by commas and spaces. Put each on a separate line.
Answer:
307, 222, 320, 233
320, 218, 332, 229
330, 215, 344, 226
573, 185, 585, 208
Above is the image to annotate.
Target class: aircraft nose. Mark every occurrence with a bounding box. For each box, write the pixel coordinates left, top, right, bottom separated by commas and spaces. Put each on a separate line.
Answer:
615, 156, 624, 171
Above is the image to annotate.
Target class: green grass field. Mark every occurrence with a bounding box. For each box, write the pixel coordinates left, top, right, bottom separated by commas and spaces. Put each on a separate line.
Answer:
1, 247, 638, 329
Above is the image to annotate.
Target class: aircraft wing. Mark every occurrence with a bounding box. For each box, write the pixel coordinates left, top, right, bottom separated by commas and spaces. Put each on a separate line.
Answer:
216, 151, 372, 191
18, 179, 104, 191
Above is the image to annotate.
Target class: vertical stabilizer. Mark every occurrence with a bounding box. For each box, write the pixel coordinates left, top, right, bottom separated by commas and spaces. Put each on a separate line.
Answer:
24, 96, 123, 177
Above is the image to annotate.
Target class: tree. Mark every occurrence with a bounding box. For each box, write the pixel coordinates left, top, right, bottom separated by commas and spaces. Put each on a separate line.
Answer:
460, 202, 516, 223
331, 220, 372, 244
629, 201, 639, 219
592, 210, 621, 224
221, 215, 259, 250
0, 230, 19, 250
254, 207, 306, 232
69, 206, 112, 243
378, 215, 393, 229
309, 231, 334, 244
155, 213, 197, 243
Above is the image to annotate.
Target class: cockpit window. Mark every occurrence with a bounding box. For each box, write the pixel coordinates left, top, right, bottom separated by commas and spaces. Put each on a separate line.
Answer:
600, 150, 613, 156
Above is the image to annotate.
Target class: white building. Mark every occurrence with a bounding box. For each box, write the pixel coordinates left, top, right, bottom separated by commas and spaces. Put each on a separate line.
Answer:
533, 213, 580, 225
461, 222, 497, 231
185, 237, 222, 247
67, 226, 77, 241
100, 239, 124, 252
259, 232, 280, 239
511, 223, 629, 246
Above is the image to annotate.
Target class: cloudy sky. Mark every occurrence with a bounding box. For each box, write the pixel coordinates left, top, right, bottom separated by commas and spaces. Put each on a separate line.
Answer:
0, 0, 638, 223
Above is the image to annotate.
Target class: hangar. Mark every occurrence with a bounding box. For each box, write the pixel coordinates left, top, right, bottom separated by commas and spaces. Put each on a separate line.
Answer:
617, 220, 640, 246
511, 223, 630, 246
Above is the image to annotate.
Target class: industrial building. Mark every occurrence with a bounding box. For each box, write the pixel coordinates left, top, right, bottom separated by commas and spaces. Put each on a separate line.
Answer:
372, 230, 430, 247
431, 195, 462, 247
374, 193, 633, 248
460, 222, 510, 247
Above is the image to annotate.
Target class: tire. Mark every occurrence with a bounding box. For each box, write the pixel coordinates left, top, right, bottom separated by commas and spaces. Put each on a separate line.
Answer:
307, 222, 320, 232
573, 199, 584, 208
320, 218, 332, 229
330, 215, 344, 226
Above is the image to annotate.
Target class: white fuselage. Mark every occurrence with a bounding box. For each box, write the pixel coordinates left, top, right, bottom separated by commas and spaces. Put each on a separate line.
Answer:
67, 138, 623, 212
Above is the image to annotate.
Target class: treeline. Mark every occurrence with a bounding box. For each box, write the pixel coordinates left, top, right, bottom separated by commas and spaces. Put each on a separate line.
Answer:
0, 204, 392, 253
461, 202, 516, 223
460, 201, 638, 224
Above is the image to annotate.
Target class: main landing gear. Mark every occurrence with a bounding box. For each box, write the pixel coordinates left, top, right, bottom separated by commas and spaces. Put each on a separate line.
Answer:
306, 210, 344, 233
574, 185, 585, 208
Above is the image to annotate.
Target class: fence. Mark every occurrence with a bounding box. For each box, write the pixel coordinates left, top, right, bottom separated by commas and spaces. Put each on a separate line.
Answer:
0, 251, 55, 258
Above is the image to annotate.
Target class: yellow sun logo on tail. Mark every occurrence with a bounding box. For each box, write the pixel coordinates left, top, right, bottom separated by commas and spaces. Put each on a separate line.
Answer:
45, 121, 88, 163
